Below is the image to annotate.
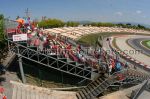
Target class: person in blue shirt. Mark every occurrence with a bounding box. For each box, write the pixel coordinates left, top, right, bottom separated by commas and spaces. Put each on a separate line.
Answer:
116, 61, 122, 71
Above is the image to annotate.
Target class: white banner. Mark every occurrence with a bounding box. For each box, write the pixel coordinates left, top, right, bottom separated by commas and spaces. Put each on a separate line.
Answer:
13, 34, 27, 41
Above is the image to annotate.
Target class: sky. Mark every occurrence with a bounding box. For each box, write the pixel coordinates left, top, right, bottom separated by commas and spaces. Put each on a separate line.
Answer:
0, 0, 150, 24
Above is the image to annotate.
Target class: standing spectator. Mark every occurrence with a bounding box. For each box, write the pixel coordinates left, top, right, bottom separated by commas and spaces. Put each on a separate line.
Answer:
109, 63, 113, 76
81, 55, 86, 64
124, 62, 129, 69
134, 65, 137, 69
98, 48, 101, 58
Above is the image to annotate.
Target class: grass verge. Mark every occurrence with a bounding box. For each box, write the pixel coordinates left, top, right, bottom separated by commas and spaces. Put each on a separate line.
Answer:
141, 40, 150, 49
77, 32, 148, 46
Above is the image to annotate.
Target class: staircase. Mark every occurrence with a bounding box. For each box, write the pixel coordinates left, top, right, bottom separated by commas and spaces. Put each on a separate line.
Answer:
76, 69, 150, 99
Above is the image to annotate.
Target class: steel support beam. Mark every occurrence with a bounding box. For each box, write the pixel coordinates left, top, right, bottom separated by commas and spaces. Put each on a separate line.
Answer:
18, 55, 26, 83
17, 45, 26, 83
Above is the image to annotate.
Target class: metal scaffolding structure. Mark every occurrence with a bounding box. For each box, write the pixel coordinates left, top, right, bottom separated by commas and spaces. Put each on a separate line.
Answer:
4, 20, 98, 84
8, 40, 93, 80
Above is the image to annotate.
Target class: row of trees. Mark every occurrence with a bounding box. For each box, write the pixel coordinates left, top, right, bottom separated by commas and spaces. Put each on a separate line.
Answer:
84, 22, 149, 30
65, 21, 79, 27
38, 18, 150, 31
38, 19, 65, 28
38, 19, 79, 28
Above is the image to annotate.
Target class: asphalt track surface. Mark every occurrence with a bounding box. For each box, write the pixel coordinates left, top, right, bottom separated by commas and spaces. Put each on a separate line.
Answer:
128, 37, 150, 56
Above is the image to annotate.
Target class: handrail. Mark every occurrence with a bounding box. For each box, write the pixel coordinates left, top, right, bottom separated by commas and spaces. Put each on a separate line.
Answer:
132, 80, 149, 99
79, 68, 150, 98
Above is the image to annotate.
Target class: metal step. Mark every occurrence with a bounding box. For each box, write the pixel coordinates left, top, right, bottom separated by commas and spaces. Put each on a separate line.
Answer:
76, 93, 82, 99
78, 91, 85, 99
92, 81, 99, 87
82, 88, 96, 99
87, 85, 94, 92
89, 82, 97, 88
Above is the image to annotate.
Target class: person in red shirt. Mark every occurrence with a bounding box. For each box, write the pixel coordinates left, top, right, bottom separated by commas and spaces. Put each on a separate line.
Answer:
77, 45, 81, 52
110, 58, 115, 73
3, 95, 7, 99
66, 44, 72, 50
0, 87, 7, 99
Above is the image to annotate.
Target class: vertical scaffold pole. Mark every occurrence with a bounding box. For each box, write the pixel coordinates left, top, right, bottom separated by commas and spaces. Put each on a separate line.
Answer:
17, 45, 26, 83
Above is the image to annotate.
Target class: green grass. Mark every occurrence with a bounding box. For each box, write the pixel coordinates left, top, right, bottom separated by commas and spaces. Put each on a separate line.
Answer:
142, 40, 150, 49
77, 33, 100, 46
77, 32, 149, 46
77, 32, 114, 46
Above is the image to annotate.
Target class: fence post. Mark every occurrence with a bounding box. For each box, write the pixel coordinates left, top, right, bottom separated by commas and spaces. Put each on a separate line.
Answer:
18, 55, 26, 83
16, 44, 26, 83
38, 69, 42, 86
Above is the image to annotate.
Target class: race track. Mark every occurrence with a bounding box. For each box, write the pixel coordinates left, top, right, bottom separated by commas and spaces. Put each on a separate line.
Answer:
115, 35, 150, 67
128, 38, 150, 56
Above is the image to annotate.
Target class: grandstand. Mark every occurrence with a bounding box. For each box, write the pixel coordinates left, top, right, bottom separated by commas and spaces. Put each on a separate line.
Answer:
4, 19, 150, 99
44, 26, 150, 40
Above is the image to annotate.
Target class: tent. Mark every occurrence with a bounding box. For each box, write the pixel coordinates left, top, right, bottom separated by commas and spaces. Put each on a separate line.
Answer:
16, 18, 25, 24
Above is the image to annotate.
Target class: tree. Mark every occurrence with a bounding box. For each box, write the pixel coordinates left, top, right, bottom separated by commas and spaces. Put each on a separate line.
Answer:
137, 24, 145, 29
126, 23, 131, 26
0, 14, 7, 63
0, 14, 4, 41
0, 14, 7, 49
66, 21, 79, 27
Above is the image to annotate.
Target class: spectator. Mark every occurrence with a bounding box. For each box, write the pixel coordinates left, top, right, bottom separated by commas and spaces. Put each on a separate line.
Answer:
0, 94, 2, 99
109, 63, 113, 75
81, 55, 86, 62
2, 95, 7, 99
116, 61, 122, 71
134, 65, 137, 69
124, 62, 129, 69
